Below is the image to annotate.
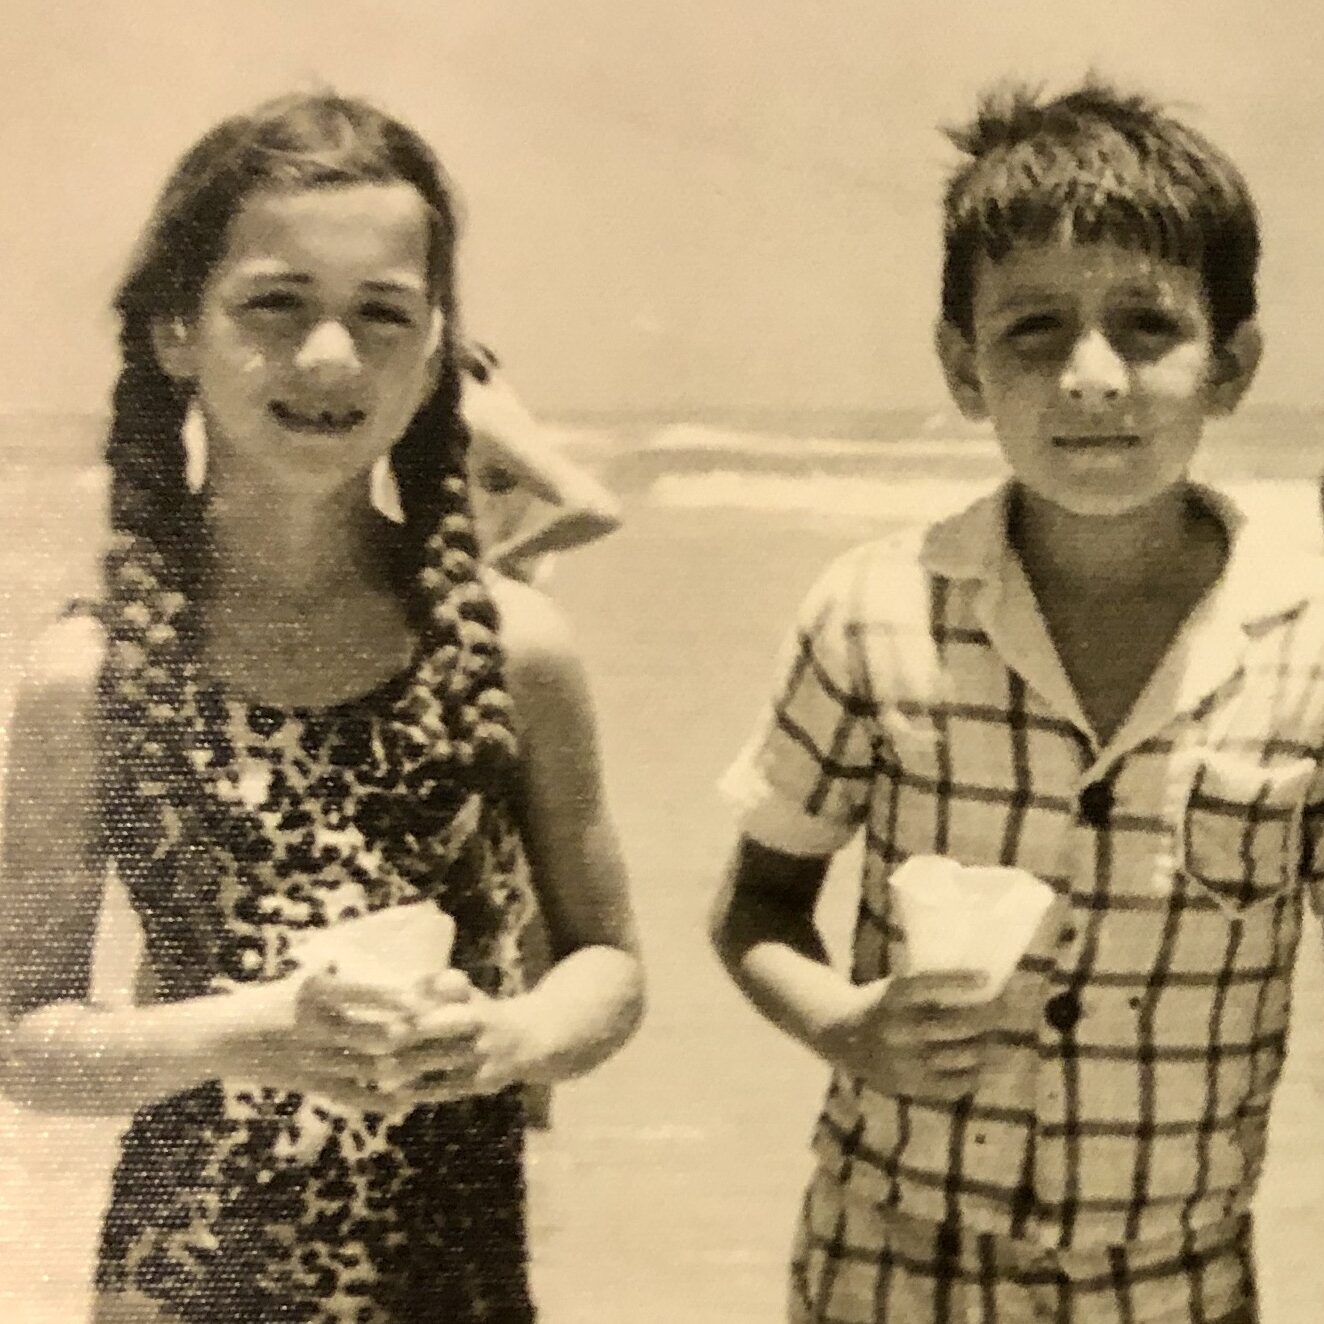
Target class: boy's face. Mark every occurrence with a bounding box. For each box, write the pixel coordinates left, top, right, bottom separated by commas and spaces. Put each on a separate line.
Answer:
939, 240, 1257, 518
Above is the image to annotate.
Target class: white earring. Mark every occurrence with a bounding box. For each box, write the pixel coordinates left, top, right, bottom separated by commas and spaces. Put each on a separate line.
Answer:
182, 398, 208, 494
425, 307, 444, 358
371, 454, 406, 524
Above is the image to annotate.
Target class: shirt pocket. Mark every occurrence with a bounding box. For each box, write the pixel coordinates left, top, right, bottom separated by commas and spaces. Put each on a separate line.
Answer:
1177, 751, 1315, 914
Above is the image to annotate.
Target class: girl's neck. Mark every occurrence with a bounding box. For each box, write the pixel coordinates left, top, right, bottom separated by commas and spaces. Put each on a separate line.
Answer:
1009, 480, 1224, 599
202, 469, 395, 611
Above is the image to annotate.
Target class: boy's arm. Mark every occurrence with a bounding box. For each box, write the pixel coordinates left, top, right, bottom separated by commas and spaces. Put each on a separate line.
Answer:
711, 837, 996, 1099
711, 551, 995, 1098
711, 837, 860, 1055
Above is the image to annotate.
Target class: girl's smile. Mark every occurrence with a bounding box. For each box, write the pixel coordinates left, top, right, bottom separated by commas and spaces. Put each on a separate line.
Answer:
268, 400, 368, 435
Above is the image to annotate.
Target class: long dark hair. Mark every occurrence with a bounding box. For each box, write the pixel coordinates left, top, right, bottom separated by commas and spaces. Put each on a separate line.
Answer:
111, 91, 474, 602
100, 93, 516, 872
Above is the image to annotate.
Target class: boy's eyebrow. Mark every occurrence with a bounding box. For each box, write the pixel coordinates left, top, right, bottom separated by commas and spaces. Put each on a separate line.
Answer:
1112, 281, 1178, 304
988, 289, 1063, 314
990, 279, 1173, 315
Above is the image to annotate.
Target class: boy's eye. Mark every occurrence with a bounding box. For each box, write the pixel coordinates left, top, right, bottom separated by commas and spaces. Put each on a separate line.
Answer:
1005, 313, 1063, 340
1117, 309, 1182, 338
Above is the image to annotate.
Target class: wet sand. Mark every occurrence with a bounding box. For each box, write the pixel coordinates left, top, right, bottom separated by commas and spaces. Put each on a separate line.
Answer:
2, 477, 1323, 1322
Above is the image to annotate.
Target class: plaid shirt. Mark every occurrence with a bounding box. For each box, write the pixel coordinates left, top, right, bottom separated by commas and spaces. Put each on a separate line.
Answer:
724, 484, 1324, 1271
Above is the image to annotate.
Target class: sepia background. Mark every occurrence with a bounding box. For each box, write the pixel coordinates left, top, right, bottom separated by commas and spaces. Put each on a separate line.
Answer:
2, 2, 1323, 1320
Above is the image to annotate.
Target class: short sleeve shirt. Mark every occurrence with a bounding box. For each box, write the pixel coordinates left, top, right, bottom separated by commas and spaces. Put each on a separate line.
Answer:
723, 482, 1324, 1254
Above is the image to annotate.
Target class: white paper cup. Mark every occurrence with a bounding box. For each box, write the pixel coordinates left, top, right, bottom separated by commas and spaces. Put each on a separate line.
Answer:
289, 903, 457, 991
890, 855, 1055, 998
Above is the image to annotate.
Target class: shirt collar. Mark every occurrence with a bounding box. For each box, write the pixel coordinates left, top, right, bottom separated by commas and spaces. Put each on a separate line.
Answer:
919, 478, 1315, 629
918, 478, 1322, 767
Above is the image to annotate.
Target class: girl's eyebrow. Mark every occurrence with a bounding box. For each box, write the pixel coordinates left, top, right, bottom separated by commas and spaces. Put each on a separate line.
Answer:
230, 260, 308, 283
227, 263, 426, 297
362, 274, 428, 297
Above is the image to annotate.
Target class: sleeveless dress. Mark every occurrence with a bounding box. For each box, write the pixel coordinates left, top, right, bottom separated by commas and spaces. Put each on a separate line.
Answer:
86, 550, 538, 1324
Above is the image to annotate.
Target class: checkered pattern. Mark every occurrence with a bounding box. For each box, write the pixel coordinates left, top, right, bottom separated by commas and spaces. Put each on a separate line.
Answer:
724, 484, 1324, 1322
789, 1167, 1257, 1324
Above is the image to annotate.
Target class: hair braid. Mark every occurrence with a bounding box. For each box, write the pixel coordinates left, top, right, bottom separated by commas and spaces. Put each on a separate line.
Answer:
104, 323, 206, 596
389, 345, 519, 799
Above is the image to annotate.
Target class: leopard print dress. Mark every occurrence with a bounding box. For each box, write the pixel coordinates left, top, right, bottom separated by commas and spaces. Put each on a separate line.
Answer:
88, 544, 538, 1323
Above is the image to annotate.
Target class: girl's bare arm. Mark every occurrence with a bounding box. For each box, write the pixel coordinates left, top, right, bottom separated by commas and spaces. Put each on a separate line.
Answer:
0, 617, 385, 1115
489, 575, 643, 1082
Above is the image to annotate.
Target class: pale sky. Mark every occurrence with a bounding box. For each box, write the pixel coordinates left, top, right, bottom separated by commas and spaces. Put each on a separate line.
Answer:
2, 0, 1322, 417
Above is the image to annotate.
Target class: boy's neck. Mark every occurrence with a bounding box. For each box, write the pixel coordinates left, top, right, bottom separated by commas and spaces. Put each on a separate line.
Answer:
1008, 480, 1226, 599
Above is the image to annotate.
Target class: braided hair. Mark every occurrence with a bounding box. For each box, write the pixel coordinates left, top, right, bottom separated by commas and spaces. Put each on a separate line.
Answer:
97, 94, 520, 980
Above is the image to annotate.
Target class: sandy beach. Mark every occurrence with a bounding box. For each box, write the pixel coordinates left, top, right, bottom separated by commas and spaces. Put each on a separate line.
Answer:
1, 439, 1322, 1323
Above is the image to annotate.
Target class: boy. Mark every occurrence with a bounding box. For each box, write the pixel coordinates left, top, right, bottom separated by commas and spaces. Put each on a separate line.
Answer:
711, 81, 1324, 1324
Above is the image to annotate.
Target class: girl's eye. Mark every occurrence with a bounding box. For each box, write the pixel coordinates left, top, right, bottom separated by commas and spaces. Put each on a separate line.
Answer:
242, 290, 303, 314
360, 303, 414, 327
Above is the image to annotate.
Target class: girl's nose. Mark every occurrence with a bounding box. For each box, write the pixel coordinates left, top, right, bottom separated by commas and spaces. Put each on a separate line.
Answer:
1060, 329, 1126, 406
294, 319, 360, 374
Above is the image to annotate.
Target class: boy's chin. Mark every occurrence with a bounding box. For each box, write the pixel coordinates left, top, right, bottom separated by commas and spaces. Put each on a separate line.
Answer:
1015, 476, 1190, 520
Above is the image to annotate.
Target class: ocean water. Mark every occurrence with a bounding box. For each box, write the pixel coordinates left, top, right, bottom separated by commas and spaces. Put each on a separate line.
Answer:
5, 406, 1323, 506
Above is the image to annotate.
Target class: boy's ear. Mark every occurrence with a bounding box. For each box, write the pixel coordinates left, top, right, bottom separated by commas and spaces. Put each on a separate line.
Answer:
150, 316, 199, 384
1204, 319, 1262, 417
935, 320, 988, 421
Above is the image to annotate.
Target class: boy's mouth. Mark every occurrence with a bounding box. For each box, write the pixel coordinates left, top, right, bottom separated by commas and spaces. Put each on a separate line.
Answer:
269, 401, 367, 435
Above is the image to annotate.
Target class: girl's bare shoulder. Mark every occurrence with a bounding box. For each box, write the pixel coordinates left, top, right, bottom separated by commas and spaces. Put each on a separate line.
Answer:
10, 612, 108, 732
486, 571, 578, 678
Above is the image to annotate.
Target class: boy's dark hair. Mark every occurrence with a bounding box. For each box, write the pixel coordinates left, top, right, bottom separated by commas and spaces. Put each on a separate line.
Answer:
940, 79, 1259, 344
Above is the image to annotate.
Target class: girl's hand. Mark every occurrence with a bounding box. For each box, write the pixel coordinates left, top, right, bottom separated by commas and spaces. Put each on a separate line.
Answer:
821, 970, 1004, 1103
231, 970, 418, 1112
374, 972, 536, 1104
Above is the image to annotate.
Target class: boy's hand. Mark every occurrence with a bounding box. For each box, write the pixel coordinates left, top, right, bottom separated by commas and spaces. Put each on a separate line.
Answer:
822, 970, 1003, 1102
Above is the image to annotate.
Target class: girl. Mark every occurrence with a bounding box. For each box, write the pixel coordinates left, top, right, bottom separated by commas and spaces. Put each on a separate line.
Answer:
0, 92, 643, 1323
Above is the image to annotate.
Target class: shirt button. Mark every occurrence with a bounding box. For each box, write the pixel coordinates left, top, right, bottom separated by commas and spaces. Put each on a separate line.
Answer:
1044, 990, 1082, 1033
1077, 779, 1114, 828
1057, 925, 1077, 946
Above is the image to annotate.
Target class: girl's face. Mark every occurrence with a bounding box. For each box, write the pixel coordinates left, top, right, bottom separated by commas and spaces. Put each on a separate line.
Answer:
163, 181, 444, 492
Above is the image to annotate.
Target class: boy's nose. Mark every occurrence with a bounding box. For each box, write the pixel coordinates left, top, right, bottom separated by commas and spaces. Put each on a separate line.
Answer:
294, 319, 361, 374
1060, 329, 1126, 406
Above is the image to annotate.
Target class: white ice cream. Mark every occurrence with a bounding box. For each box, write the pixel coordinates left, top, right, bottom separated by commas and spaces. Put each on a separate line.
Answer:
289, 903, 456, 990
890, 855, 1055, 997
